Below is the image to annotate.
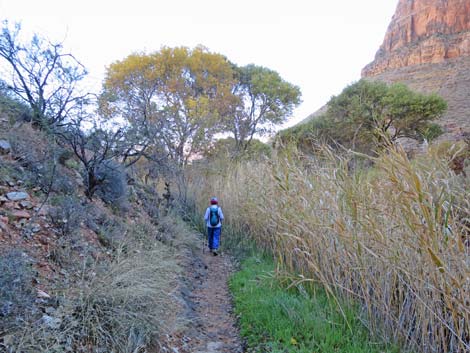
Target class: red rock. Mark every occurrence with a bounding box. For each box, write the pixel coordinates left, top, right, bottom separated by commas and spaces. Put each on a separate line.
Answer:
362, 0, 470, 141
11, 210, 31, 219
363, 0, 470, 76
0, 221, 8, 232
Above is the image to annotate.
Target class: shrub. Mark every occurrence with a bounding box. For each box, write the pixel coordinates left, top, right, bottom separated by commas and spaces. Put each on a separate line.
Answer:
95, 217, 127, 249
58, 237, 179, 352
88, 160, 129, 212
134, 183, 161, 221
49, 195, 87, 238
0, 89, 33, 123
0, 250, 35, 333
203, 137, 272, 161
8, 125, 75, 194
8, 218, 191, 353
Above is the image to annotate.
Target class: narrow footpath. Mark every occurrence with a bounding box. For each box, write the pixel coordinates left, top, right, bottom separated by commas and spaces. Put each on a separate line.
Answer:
161, 239, 243, 353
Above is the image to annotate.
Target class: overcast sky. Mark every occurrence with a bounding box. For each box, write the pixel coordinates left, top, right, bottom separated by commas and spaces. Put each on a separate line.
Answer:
0, 0, 398, 128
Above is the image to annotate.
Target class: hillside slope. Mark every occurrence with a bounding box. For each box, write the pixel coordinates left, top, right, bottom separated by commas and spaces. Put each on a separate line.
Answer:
0, 97, 190, 352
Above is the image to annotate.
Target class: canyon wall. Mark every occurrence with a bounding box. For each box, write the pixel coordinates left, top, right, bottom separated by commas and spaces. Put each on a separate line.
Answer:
362, 0, 470, 137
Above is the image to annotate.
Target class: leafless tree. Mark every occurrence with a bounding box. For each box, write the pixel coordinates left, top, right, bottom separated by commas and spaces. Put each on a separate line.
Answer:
0, 21, 90, 128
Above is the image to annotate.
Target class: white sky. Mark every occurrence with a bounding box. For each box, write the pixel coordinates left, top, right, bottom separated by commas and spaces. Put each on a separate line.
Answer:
0, 0, 398, 128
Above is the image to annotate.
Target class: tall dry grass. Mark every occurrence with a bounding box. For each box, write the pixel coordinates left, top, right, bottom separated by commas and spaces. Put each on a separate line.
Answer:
187, 144, 470, 352
6, 216, 195, 353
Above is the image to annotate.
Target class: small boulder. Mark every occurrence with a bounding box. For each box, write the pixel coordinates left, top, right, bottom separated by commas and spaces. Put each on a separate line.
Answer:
11, 210, 31, 219
0, 140, 11, 154
37, 289, 51, 299
6, 191, 29, 201
41, 314, 62, 329
0, 221, 8, 232
30, 223, 41, 233
45, 306, 56, 315
19, 201, 33, 209
15, 218, 27, 228
2, 334, 14, 347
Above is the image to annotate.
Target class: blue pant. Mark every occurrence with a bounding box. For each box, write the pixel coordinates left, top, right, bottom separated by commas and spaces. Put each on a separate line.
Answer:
207, 227, 221, 250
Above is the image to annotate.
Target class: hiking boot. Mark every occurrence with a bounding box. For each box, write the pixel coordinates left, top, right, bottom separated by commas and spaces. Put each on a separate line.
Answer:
212, 250, 218, 256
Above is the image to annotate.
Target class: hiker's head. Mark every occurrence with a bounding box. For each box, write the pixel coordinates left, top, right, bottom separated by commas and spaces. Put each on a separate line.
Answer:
210, 197, 218, 205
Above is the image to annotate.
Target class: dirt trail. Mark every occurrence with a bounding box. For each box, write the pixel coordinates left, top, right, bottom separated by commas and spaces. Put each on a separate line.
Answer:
161, 240, 243, 353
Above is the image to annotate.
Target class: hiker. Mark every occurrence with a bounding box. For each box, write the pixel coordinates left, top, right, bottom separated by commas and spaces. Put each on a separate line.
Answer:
204, 197, 224, 256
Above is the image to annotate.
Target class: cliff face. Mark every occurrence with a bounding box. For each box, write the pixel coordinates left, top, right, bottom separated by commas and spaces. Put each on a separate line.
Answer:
362, 0, 470, 137
362, 0, 470, 76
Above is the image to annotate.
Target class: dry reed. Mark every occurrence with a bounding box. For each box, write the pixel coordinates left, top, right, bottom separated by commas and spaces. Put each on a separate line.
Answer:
187, 144, 470, 352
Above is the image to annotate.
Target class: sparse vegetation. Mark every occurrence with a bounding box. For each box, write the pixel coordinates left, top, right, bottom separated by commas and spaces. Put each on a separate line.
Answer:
0, 250, 35, 335
2, 216, 194, 353
7, 124, 75, 194
0, 86, 32, 123
48, 195, 87, 237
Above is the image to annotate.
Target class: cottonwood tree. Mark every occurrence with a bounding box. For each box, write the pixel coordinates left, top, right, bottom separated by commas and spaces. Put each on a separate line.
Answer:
101, 46, 236, 166
203, 137, 271, 162
0, 21, 89, 128
227, 64, 301, 153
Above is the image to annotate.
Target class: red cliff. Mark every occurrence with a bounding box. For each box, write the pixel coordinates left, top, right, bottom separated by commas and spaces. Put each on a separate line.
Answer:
362, 0, 470, 137
362, 0, 470, 76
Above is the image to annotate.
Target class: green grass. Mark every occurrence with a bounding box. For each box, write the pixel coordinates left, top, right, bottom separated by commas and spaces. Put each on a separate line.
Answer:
230, 256, 401, 353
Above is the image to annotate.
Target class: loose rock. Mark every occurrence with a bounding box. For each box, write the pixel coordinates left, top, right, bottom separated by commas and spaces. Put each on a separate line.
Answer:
37, 289, 51, 299
30, 223, 41, 233
0, 221, 8, 233
19, 201, 34, 209
6, 191, 30, 201
11, 210, 31, 219
0, 139, 11, 154
41, 314, 62, 329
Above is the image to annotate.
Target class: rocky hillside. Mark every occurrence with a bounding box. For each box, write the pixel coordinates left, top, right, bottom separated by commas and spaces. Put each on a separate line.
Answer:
0, 97, 193, 352
362, 0, 470, 138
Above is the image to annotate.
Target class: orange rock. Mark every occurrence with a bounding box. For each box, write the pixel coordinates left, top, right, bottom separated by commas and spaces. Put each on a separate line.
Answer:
363, 0, 470, 77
